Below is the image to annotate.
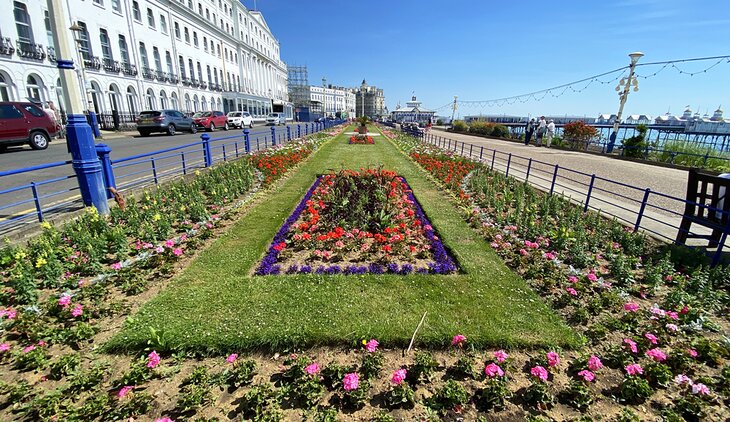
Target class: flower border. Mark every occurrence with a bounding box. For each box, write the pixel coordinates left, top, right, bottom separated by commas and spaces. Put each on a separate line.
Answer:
255, 174, 458, 275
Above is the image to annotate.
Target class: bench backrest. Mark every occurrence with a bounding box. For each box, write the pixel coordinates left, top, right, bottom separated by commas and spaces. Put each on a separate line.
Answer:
683, 168, 730, 225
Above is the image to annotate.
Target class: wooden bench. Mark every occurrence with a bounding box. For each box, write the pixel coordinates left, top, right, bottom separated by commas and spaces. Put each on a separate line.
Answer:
676, 169, 730, 258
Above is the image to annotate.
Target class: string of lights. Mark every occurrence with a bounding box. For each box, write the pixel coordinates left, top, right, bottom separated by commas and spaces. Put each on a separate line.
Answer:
428, 54, 730, 111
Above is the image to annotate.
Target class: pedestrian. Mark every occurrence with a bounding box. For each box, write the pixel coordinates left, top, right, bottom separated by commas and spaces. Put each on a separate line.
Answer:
524, 118, 535, 146
426, 118, 432, 132
536, 116, 547, 147
546, 119, 556, 148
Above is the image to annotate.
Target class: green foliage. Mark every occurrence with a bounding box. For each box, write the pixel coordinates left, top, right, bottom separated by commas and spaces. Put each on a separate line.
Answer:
563, 121, 598, 150
360, 352, 384, 380
451, 120, 468, 132
66, 362, 108, 393
621, 124, 648, 158
468, 121, 510, 138
321, 363, 354, 390
613, 408, 640, 422
565, 379, 593, 410
451, 353, 476, 379
217, 359, 256, 389
524, 379, 554, 409
654, 140, 730, 172
474, 377, 511, 411
674, 394, 708, 420
13, 346, 48, 371
341, 379, 369, 409
177, 383, 213, 413
109, 391, 154, 420
49, 353, 81, 380
385, 383, 415, 409
371, 412, 397, 422
410, 352, 439, 383
425, 380, 469, 413
619, 375, 653, 403
645, 362, 673, 388
238, 383, 283, 421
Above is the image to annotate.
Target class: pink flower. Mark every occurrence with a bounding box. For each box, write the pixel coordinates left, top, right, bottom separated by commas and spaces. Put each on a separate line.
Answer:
691, 383, 710, 395
343, 372, 359, 391
451, 334, 467, 347
165, 239, 175, 248
519, 248, 529, 256
567, 276, 578, 283
37, 340, 46, 347
624, 338, 638, 353
565, 287, 577, 296
147, 350, 161, 368
58, 294, 72, 308
0, 343, 10, 353
155, 246, 165, 253
22, 345, 36, 353
71, 304, 83, 317
172, 248, 183, 257
587, 273, 598, 282
117, 385, 134, 398
546, 351, 560, 367
485, 363, 504, 378
675, 374, 692, 386
111, 262, 122, 270
687, 348, 698, 358
365, 339, 379, 353
625, 363, 643, 376
0, 308, 16, 320
155, 418, 174, 422
530, 365, 549, 381
226, 353, 238, 363
666, 311, 679, 320
587, 355, 603, 371
644, 333, 658, 345
666, 323, 678, 332
646, 348, 667, 362
543, 251, 557, 260
494, 350, 508, 363
623, 302, 639, 312
490, 242, 499, 249
334, 241, 345, 249
305, 363, 320, 375
390, 368, 407, 384
577, 370, 595, 382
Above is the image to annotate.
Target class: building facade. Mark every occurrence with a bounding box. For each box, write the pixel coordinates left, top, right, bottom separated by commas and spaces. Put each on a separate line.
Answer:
0, 0, 291, 128
391, 96, 434, 124
309, 84, 355, 119
355, 79, 385, 118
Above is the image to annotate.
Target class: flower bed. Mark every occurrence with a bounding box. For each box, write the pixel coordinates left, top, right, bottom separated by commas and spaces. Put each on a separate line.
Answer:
256, 168, 457, 275
391, 131, 730, 420
349, 134, 374, 144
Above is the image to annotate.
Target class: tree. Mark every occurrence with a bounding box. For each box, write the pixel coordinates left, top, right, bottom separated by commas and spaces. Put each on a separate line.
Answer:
621, 124, 648, 158
563, 121, 598, 150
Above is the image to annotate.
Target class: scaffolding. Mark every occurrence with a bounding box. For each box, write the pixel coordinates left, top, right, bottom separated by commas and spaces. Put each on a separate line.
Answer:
288, 65, 310, 107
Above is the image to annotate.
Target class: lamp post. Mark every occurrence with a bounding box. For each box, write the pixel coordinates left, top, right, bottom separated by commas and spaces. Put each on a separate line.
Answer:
450, 95, 458, 126
69, 22, 101, 138
360, 79, 366, 118
607, 51, 643, 153
46, 0, 109, 214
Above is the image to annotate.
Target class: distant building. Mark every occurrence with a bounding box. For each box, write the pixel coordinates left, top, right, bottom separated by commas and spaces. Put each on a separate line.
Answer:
287, 68, 355, 120
624, 114, 653, 125
596, 114, 619, 124
355, 79, 385, 118
391, 96, 434, 124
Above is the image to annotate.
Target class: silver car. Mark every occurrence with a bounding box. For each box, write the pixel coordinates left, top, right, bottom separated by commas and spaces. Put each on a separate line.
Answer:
136, 110, 197, 136
265, 112, 285, 126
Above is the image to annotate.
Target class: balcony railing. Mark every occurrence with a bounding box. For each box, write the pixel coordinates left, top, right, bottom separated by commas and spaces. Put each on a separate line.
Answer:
199, 81, 207, 89
141, 67, 155, 80
47, 46, 56, 63
155, 70, 166, 81
103, 58, 121, 73
121, 63, 138, 76
16, 41, 46, 60
182, 77, 192, 86
0, 38, 14, 56
83, 55, 101, 70
167, 73, 179, 84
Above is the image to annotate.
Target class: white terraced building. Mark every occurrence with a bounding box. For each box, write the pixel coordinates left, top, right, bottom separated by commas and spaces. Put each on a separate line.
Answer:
309, 84, 356, 119
0, 0, 292, 129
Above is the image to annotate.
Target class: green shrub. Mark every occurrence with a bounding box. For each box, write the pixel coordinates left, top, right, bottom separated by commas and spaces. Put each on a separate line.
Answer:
621, 124, 648, 158
452, 120, 468, 132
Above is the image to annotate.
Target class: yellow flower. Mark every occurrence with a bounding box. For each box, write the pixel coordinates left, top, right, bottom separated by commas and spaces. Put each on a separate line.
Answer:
152, 213, 161, 222
179, 206, 186, 212
14, 251, 27, 261
361, 339, 367, 346
35, 257, 47, 268
195, 170, 201, 176
40, 221, 52, 230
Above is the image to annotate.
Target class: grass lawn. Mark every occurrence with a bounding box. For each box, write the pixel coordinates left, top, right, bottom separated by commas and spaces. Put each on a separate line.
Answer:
108, 126, 579, 353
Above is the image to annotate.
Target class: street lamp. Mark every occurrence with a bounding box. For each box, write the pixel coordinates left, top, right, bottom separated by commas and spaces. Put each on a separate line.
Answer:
69, 23, 93, 113
360, 79, 366, 118
607, 51, 643, 153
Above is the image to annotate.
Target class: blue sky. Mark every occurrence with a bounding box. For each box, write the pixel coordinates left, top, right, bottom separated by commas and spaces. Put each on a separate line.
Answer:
250, 0, 730, 118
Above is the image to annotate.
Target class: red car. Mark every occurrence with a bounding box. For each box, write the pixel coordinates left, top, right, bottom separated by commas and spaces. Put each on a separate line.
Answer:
0, 101, 60, 151
192, 110, 229, 132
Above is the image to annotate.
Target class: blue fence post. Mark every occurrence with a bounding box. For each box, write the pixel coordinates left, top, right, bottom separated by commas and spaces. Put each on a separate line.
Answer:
305, 124, 309, 136
95, 143, 116, 199
584, 174, 596, 212
469, 144, 473, 158
491, 150, 496, 170
311, 123, 314, 134
181, 152, 187, 174
461, 142, 464, 155
287, 126, 291, 142
30, 182, 43, 222
151, 158, 158, 184
297, 124, 301, 138
201, 133, 212, 167
634, 188, 651, 231
65, 114, 109, 214
550, 164, 559, 195
525, 158, 532, 182
479, 146, 484, 161
243, 129, 251, 154
506, 153, 512, 177
87, 111, 101, 138
271, 126, 277, 146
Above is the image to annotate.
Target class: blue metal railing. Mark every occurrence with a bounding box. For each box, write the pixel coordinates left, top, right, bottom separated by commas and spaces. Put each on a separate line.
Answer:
402, 127, 730, 265
0, 120, 342, 235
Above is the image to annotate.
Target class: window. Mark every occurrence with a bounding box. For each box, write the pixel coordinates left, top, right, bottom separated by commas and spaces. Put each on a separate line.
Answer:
0, 74, 12, 102
139, 42, 149, 68
209, 40, 214, 52
99, 29, 113, 63
188, 58, 194, 80
132, 1, 141, 21
203, 36, 207, 52
174, 22, 180, 39
111, 0, 121, 13
160, 15, 167, 33
93, 0, 103, 5
205, 9, 209, 20
14, 2, 34, 47
184, 27, 189, 43
193, 31, 198, 47
165, 51, 173, 74
206, 65, 212, 84
153, 47, 161, 72
118, 35, 130, 64
213, 67, 218, 85
26, 75, 41, 102
76, 22, 93, 61
43, 10, 55, 51
198, 3, 202, 14
126, 86, 138, 114
197, 62, 202, 83
147, 8, 155, 28
216, 44, 220, 57
0, 104, 23, 119
187, 0, 192, 8
178, 55, 185, 78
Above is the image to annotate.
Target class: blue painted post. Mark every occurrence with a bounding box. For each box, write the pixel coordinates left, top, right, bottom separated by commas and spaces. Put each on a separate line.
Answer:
243, 129, 251, 153
235, 142, 239, 157
479, 146, 484, 161
271, 126, 277, 145
461, 142, 464, 155
181, 152, 187, 174
287, 126, 291, 142
30, 182, 43, 222
65, 114, 109, 214
550, 164, 559, 195
634, 188, 651, 231
469, 144, 473, 158
201, 133, 212, 167
506, 153, 512, 177
95, 143, 116, 199
297, 124, 301, 138
305, 124, 309, 136
151, 158, 158, 184
585, 174, 596, 212
310, 123, 314, 134
491, 150, 496, 170
87, 111, 101, 138
222, 144, 227, 161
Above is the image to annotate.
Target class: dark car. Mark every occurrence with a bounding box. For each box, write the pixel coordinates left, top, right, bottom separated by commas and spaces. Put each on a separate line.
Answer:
192, 111, 228, 131
0, 101, 59, 151
136, 110, 197, 136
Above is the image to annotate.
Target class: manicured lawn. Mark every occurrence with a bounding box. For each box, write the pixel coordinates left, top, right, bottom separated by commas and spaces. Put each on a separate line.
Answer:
108, 126, 579, 353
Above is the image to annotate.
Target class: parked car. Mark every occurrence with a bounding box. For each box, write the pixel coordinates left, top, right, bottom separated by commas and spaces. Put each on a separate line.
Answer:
265, 112, 286, 126
193, 111, 228, 131
136, 110, 197, 136
227, 111, 253, 128
0, 101, 60, 150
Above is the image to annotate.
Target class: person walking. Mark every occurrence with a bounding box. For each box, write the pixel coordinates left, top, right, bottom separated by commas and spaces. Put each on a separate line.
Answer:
524, 118, 535, 146
536, 116, 547, 147
546, 119, 556, 148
